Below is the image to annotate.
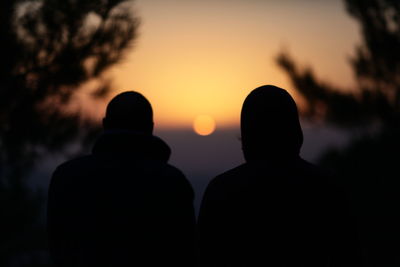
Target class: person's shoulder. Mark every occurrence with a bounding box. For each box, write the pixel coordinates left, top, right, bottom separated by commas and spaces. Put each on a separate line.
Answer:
160, 163, 194, 192
297, 158, 330, 176
296, 157, 335, 187
155, 162, 186, 181
207, 163, 248, 191
199, 164, 248, 208
53, 155, 94, 177
49, 155, 94, 193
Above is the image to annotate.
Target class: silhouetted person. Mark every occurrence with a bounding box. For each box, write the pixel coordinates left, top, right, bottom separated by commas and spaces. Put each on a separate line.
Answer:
198, 85, 360, 266
47, 91, 195, 267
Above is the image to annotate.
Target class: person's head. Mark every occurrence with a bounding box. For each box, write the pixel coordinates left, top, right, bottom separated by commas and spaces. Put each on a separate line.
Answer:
241, 85, 303, 161
103, 91, 154, 134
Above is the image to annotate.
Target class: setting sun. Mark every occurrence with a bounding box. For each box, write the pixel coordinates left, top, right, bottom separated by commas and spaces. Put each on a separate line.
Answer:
109, 0, 358, 130
193, 115, 216, 136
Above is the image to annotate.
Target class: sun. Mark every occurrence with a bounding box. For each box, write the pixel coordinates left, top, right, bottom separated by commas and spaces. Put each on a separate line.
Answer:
193, 115, 216, 136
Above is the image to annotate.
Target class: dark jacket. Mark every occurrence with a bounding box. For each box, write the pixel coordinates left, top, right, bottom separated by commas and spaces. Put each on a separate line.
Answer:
198, 86, 359, 266
198, 158, 360, 266
47, 132, 195, 267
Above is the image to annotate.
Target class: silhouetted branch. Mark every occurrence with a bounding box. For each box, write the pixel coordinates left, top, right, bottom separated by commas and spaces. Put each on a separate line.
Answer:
0, 1, 139, 265
277, 0, 400, 129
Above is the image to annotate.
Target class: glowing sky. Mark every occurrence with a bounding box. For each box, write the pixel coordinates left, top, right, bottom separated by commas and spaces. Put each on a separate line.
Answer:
34, 1, 362, 211
107, 0, 361, 129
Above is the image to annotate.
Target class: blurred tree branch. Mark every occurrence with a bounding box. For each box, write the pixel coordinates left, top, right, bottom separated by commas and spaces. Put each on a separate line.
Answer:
276, 2, 400, 263
0, 0, 139, 265
277, 0, 400, 130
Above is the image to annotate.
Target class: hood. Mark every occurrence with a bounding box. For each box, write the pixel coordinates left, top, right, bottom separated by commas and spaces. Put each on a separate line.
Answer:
92, 130, 171, 162
241, 85, 303, 162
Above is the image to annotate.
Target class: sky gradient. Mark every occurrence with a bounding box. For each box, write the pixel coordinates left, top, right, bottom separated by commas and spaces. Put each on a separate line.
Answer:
104, 0, 361, 130
36, 0, 362, 211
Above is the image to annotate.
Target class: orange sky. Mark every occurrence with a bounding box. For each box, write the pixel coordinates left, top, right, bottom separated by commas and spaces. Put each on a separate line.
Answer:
102, 0, 361, 130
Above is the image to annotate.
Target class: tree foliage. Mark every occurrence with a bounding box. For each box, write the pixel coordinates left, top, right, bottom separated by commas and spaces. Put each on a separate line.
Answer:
0, 1, 139, 265
277, 0, 400, 129
276, 1, 400, 264
0, 0, 139, 181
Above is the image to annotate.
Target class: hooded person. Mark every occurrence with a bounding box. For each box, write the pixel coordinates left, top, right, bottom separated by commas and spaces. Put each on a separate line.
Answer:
47, 91, 196, 267
197, 85, 360, 266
